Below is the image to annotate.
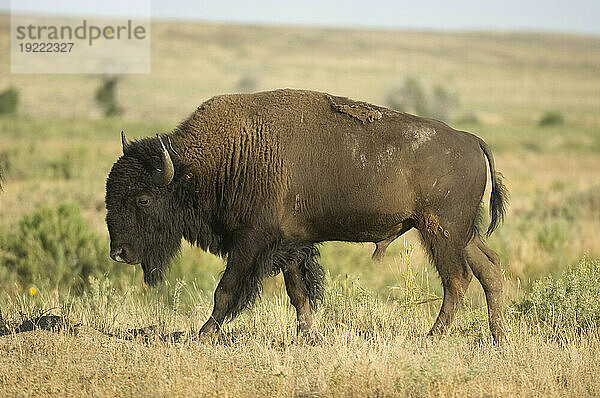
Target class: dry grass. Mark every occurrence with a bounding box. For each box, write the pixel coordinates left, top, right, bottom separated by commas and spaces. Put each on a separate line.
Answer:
1, 279, 600, 397
5, 323, 600, 397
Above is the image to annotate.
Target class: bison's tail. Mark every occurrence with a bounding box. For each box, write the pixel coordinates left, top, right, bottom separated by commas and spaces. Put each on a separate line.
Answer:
479, 138, 508, 237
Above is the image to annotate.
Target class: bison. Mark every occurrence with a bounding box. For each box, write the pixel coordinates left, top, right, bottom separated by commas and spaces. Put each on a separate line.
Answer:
106, 89, 507, 341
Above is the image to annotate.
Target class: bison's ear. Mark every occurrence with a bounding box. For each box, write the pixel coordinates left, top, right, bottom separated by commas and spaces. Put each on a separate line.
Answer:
121, 130, 130, 154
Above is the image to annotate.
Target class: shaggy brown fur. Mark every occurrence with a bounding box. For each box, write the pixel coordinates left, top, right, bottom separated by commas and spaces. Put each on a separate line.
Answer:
105, 89, 508, 341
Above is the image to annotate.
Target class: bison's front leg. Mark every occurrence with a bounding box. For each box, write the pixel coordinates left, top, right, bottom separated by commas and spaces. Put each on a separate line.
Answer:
199, 230, 270, 336
199, 266, 242, 335
283, 259, 312, 333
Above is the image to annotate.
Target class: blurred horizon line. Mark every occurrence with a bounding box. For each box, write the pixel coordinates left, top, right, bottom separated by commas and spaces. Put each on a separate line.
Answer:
2, 11, 600, 39
2, 0, 600, 38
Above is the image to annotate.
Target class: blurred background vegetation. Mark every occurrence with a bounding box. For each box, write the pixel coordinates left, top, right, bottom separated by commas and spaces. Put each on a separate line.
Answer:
0, 17, 599, 326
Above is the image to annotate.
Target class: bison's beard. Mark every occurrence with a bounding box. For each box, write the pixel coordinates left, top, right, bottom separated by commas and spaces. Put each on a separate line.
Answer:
140, 238, 181, 286
141, 261, 167, 286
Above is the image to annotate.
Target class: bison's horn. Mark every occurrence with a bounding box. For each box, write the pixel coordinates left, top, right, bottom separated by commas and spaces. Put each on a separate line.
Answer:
121, 130, 130, 154
152, 134, 175, 187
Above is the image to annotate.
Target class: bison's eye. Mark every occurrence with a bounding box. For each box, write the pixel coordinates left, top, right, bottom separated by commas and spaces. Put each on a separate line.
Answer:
136, 195, 151, 207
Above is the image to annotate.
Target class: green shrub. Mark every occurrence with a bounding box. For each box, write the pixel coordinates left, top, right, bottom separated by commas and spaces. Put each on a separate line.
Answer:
455, 112, 480, 125
0, 87, 19, 115
386, 77, 458, 120
235, 72, 261, 93
538, 111, 564, 127
514, 258, 600, 336
430, 84, 459, 121
387, 77, 428, 116
95, 77, 123, 117
0, 203, 117, 292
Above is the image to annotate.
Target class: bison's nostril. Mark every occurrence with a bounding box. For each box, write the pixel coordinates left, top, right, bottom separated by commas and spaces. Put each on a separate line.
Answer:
110, 247, 124, 262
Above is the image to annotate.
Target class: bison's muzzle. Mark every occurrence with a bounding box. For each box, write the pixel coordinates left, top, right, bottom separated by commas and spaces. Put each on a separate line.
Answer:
110, 244, 138, 265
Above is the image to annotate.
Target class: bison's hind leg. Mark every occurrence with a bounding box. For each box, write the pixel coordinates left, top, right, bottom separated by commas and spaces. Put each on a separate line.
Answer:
282, 245, 324, 334
418, 216, 473, 337
466, 235, 505, 342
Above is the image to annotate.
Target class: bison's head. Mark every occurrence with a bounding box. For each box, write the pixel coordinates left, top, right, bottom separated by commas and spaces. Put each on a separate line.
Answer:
105, 132, 183, 286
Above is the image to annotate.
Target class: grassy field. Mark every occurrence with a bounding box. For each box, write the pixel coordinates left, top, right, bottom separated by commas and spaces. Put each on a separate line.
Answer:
1, 12, 600, 397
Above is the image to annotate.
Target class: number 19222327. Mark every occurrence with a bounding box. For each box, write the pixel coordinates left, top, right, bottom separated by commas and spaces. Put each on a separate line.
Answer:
18, 42, 74, 52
